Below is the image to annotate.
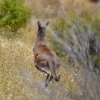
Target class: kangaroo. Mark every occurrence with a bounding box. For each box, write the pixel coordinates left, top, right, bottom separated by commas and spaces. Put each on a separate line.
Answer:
33, 21, 60, 87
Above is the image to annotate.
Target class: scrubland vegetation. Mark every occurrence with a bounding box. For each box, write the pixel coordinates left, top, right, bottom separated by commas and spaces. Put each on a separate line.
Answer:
0, 0, 100, 100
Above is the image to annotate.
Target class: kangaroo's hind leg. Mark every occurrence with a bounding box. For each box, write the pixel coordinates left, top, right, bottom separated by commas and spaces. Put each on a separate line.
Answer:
34, 60, 50, 87
39, 61, 50, 87
48, 74, 53, 82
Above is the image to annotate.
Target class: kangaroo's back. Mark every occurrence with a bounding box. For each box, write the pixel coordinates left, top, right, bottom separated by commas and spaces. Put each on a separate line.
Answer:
33, 21, 60, 87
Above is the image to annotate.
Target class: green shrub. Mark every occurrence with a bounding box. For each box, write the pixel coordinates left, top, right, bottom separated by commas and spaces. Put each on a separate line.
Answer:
0, 0, 32, 32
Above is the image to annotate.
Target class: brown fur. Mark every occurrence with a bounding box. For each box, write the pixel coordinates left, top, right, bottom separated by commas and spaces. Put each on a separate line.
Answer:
33, 21, 60, 87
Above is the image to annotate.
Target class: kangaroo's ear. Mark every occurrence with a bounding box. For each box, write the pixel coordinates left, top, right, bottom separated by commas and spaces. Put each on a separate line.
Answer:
46, 22, 49, 27
45, 22, 49, 29
37, 21, 41, 29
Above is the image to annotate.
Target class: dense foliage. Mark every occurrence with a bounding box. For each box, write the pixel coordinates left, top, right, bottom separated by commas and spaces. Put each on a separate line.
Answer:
0, 0, 31, 32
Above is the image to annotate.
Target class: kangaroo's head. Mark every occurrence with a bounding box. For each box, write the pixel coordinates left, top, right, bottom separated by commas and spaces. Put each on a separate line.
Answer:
37, 21, 49, 37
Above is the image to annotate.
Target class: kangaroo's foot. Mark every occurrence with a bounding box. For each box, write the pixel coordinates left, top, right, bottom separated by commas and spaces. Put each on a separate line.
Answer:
55, 75, 60, 82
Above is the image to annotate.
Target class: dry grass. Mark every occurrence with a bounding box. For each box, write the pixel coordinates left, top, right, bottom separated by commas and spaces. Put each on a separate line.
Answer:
0, 37, 34, 99
0, 35, 79, 99
62, 0, 100, 17
25, 0, 100, 18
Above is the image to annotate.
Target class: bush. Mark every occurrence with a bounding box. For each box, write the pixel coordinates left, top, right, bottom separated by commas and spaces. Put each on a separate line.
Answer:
49, 14, 100, 100
0, 0, 32, 32
50, 14, 100, 72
